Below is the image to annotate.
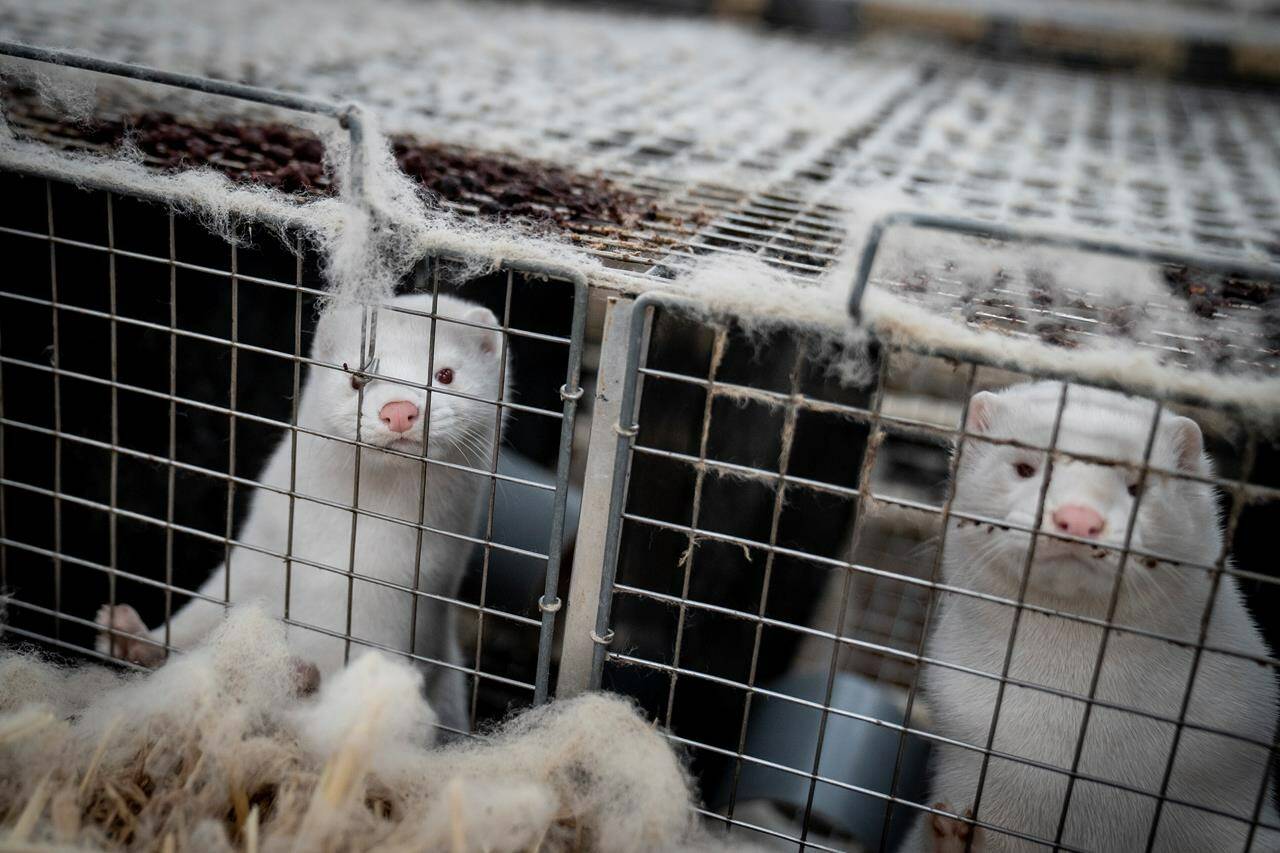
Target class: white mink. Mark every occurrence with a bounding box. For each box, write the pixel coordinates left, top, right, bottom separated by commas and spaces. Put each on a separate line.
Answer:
97, 292, 507, 733
907, 381, 1278, 852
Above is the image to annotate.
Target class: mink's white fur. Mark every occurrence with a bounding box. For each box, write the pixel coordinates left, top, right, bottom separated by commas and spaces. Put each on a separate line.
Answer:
908, 381, 1278, 852
96, 293, 506, 733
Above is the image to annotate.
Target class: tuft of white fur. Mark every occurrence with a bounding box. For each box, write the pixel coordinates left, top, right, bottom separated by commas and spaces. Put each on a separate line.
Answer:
0, 604, 759, 852
294, 650, 437, 769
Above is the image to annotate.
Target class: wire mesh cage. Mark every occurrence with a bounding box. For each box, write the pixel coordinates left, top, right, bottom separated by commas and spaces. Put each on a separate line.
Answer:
0, 168, 588, 734
575, 287, 1280, 851
1, 3, 1279, 852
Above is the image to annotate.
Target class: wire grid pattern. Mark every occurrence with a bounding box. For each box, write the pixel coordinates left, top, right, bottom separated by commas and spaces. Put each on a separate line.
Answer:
0, 68, 907, 284
863, 0, 1280, 46
5, 1, 1277, 285
870, 252, 1279, 377
0, 170, 586, 731
11, 56, 1274, 390
590, 295, 1280, 851
832, 61, 1280, 267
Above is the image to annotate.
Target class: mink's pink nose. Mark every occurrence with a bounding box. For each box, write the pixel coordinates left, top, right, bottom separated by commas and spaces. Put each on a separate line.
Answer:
1052, 504, 1105, 539
379, 400, 419, 434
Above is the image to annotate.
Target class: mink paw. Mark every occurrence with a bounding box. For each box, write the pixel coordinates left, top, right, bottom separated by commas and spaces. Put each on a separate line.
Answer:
931, 802, 979, 853
95, 604, 165, 668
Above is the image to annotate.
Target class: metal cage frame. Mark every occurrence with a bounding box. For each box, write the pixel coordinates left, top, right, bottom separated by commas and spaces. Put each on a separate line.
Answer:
3, 35, 1280, 853
570, 258, 1279, 850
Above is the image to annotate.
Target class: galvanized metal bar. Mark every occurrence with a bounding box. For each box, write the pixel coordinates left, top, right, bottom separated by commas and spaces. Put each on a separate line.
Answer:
0, 519, 540, 631
532, 269, 589, 704
556, 295, 637, 698
1245, 744, 1280, 850
656, 722, 1095, 852
0, 412, 553, 563
0, 349, 563, 488
588, 291, 701, 688
0, 41, 343, 117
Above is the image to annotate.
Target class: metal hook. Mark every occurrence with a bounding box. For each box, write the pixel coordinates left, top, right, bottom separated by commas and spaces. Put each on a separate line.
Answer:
344, 355, 380, 389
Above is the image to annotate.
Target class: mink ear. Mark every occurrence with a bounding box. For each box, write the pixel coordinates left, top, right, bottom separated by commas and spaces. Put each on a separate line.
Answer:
965, 391, 999, 434
1166, 415, 1206, 473
464, 305, 500, 355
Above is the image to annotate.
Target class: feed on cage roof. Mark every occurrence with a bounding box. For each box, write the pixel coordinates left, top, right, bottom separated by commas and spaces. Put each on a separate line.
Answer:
903, 381, 1279, 851
2, 605, 756, 852
94, 292, 511, 735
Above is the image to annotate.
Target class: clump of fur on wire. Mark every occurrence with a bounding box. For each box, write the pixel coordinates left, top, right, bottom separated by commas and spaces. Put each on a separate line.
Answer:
0, 606, 741, 852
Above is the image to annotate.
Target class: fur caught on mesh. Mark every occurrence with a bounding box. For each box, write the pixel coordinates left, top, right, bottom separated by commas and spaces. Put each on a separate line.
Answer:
0, 606, 746, 852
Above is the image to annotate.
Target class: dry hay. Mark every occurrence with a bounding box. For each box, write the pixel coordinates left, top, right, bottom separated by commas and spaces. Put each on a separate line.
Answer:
0, 606, 745, 852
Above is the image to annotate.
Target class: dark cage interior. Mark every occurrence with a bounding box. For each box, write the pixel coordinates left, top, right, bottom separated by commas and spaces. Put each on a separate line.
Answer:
0, 170, 580, 726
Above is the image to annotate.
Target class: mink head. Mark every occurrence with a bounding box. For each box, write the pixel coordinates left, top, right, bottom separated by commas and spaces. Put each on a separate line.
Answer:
946, 381, 1221, 607
305, 293, 507, 462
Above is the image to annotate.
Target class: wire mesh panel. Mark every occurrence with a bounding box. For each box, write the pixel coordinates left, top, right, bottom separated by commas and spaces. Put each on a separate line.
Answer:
0, 169, 587, 734
586, 292, 1280, 852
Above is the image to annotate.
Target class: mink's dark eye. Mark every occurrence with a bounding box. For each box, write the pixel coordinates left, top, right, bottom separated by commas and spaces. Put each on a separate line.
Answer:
435, 368, 454, 385
1014, 462, 1036, 479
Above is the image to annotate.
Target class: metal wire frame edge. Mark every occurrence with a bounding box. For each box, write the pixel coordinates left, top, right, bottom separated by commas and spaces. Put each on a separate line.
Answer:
848, 210, 1280, 429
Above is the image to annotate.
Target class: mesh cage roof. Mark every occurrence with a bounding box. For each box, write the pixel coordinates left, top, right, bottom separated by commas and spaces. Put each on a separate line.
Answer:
1, 0, 1278, 386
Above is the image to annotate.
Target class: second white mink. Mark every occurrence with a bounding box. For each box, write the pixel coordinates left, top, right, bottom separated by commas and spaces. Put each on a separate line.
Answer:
908, 381, 1278, 852
97, 292, 507, 733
